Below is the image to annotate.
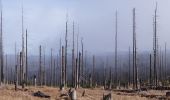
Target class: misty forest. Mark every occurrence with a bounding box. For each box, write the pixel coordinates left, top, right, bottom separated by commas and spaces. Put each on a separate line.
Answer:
0, 0, 170, 100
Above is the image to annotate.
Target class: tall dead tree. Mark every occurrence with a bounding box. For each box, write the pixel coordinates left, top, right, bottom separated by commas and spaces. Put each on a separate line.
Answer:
59, 39, 62, 86
78, 52, 81, 88
53, 59, 56, 86
92, 55, 95, 87
65, 15, 68, 87
128, 47, 131, 86
75, 58, 78, 88
81, 38, 84, 86
39, 45, 42, 86
72, 22, 75, 87
149, 54, 152, 86
115, 11, 118, 87
153, 4, 158, 87
5, 54, 7, 84
0, 0, 3, 84
84, 51, 87, 84
19, 52, 22, 85
43, 47, 46, 85
103, 61, 106, 89
164, 43, 167, 80
159, 48, 162, 82
61, 46, 65, 87
15, 43, 18, 90
15, 54, 19, 90
21, 2, 25, 89
50, 48, 53, 86
25, 29, 28, 85
132, 8, 138, 89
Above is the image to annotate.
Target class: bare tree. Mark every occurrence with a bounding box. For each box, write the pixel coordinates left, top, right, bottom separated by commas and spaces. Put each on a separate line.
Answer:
115, 11, 118, 87
50, 48, 53, 86
153, 3, 158, 87
0, 0, 3, 84
78, 52, 81, 88
92, 55, 95, 87
81, 38, 84, 86
132, 8, 138, 89
39, 45, 42, 86
72, 22, 75, 87
61, 46, 65, 87
65, 15, 68, 87
25, 29, 28, 85
5, 54, 7, 84
149, 54, 152, 86
128, 47, 131, 86
164, 43, 167, 80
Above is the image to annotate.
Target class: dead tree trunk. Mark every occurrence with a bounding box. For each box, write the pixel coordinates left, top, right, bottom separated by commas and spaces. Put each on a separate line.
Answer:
75, 58, 78, 88
128, 47, 131, 86
59, 39, 62, 86
25, 29, 28, 85
0, 4, 3, 85
19, 52, 22, 86
43, 48, 46, 86
153, 4, 158, 87
78, 52, 81, 88
5, 54, 7, 85
103, 61, 106, 89
65, 18, 68, 87
132, 8, 138, 89
15, 44, 18, 90
72, 22, 75, 87
115, 11, 118, 87
84, 51, 87, 85
164, 43, 167, 80
92, 55, 95, 87
21, 4, 25, 89
53, 59, 56, 86
81, 38, 84, 86
39, 45, 42, 86
61, 46, 65, 87
50, 49, 53, 87
149, 54, 152, 87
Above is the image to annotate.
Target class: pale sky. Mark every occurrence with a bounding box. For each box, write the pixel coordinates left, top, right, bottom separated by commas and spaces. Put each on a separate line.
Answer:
2, 0, 170, 55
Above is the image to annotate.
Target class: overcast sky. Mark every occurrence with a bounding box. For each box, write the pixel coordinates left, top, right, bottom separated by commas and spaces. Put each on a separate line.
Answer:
2, 0, 170, 55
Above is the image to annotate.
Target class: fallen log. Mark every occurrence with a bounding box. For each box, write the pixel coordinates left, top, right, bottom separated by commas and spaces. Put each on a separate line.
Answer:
33, 91, 50, 98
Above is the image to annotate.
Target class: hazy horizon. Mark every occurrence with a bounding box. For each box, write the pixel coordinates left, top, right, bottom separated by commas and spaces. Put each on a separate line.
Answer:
1, 0, 170, 55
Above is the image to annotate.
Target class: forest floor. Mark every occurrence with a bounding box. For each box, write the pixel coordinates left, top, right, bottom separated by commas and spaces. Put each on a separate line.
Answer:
0, 85, 168, 100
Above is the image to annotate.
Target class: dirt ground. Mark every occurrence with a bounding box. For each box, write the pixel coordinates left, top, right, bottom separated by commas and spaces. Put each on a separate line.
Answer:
0, 85, 168, 100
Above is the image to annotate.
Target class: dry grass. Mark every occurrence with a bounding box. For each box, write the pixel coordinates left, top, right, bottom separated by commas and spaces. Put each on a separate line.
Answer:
0, 85, 165, 100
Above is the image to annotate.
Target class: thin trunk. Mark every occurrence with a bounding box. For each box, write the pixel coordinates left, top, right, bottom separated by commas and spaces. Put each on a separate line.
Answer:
5, 54, 7, 84
39, 45, 42, 86
128, 47, 131, 86
0, 2, 3, 84
61, 46, 65, 87
59, 39, 62, 86
153, 4, 158, 87
65, 17, 68, 87
164, 43, 167, 80
81, 38, 84, 86
115, 11, 118, 87
133, 8, 138, 89
72, 22, 75, 87
92, 55, 95, 87
149, 54, 152, 86
25, 29, 28, 85
78, 52, 81, 88
50, 48, 53, 86
21, 2, 25, 89
43, 48, 46, 85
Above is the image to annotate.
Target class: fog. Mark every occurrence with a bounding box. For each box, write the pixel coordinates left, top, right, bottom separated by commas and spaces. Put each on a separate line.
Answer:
1, 0, 170, 55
